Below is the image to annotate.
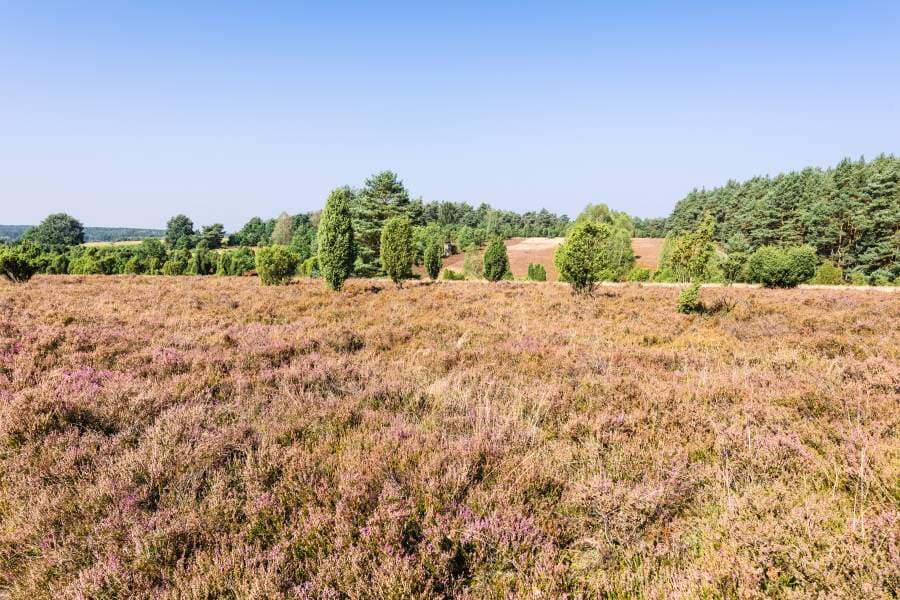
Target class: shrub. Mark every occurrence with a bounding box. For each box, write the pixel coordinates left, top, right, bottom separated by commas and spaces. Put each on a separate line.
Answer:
677, 282, 702, 314
45, 253, 69, 275
870, 269, 893, 286
0, 247, 39, 283
187, 243, 214, 275
462, 250, 483, 279
625, 266, 650, 282
299, 256, 318, 277
721, 251, 748, 283
124, 256, 143, 274
527, 263, 547, 281
849, 271, 867, 286
811, 260, 843, 285
255, 245, 298, 286
423, 237, 443, 280
555, 221, 613, 294
442, 268, 464, 280
317, 187, 356, 291
380, 217, 415, 287
746, 245, 817, 288
483, 238, 509, 282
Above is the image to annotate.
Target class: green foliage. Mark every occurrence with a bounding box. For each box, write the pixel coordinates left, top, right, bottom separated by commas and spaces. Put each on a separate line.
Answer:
198, 224, 225, 249
380, 217, 415, 286
721, 251, 749, 283
462, 250, 483, 279
555, 221, 625, 293
746, 245, 817, 287
299, 256, 318, 277
0, 246, 39, 283
676, 282, 702, 314
483, 238, 510, 282
236, 217, 268, 246
849, 271, 867, 286
318, 187, 356, 291
662, 213, 717, 282
352, 171, 416, 277
45, 253, 69, 275
456, 225, 478, 251
161, 249, 191, 276
527, 263, 547, 281
423, 236, 443, 280
21, 213, 85, 249
165, 215, 195, 249
270, 213, 295, 246
188, 243, 214, 275
625, 266, 650, 282
666, 155, 900, 278
811, 260, 843, 285
255, 245, 298, 286
442, 268, 464, 280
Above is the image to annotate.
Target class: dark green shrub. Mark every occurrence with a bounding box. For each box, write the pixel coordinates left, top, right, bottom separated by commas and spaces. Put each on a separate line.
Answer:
380, 217, 414, 287
676, 282, 702, 314
317, 187, 356, 291
0, 247, 39, 283
527, 263, 547, 281
188, 243, 214, 275
483, 237, 509, 282
45, 253, 69, 275
423, 237, 443, 280
161, 248, 191, 276
255, 245, 299, 286
811, 260, 843, 285
746, 245, 817, 287
442, 269, 464, 281
721, 251, 748, 283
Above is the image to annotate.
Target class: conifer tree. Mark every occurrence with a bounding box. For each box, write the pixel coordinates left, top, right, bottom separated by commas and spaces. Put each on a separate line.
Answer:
380, 217, 415, 287
318, 187, 356, 291
483, 237, 509, 282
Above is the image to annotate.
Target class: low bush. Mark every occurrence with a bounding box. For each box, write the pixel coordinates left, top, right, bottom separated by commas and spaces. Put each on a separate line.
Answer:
746, 245, 817, 287
625, 266, 650, 282
848, 272, 867, 286
0, 247, 39, 283
255, 245, 299, 286
442, 268, 464, 280
811, 260, 843, 285
676, 282, 702, 313
527, 263, 547, 281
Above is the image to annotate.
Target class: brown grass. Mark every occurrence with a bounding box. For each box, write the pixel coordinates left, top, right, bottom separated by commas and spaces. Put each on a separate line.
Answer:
1, 276, 898, 598
442, 237, 665, 279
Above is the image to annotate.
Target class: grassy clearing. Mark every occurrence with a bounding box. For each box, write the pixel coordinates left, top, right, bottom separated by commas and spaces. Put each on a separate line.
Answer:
0, 276, 897, 598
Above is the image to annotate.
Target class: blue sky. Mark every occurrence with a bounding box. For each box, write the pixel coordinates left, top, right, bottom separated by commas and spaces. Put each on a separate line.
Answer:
2, 2, 898, 230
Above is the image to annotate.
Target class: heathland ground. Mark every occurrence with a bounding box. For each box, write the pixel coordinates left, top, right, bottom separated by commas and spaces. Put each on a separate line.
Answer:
0, 276, 898, 598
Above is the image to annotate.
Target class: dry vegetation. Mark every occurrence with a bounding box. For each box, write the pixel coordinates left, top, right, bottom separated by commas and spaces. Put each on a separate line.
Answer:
1, 276, 898, 598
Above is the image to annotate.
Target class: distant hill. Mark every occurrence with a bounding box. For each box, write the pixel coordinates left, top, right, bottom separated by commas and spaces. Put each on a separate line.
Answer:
0, 225, 164, 244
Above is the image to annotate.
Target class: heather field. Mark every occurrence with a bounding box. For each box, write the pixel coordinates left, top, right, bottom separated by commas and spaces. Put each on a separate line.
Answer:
1, 276, 899, 599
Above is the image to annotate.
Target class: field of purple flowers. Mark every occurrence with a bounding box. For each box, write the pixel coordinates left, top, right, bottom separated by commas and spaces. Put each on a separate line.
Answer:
1, 276, 898, 598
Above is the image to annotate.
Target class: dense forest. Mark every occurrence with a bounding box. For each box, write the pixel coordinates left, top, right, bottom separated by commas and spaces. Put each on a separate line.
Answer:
664, 155, 900, 280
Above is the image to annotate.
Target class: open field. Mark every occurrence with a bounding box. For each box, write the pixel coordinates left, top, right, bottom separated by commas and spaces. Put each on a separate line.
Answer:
442, 237, 664, 279
1, 276, 898, 598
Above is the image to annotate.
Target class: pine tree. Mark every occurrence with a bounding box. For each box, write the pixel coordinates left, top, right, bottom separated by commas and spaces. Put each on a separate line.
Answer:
318, 187, 356, 291
352, 171, 414, 276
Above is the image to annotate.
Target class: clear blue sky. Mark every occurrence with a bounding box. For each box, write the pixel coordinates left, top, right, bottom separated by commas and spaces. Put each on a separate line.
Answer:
2, 2, 899, 230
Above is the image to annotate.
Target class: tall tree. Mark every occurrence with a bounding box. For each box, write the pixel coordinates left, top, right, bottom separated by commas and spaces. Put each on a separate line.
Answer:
352, 171, 414, 276
165, 215, 195, 249
21, 213, 85, 249
318, 187, 356, 291
270, 212, 295, 245
380, 217, 414, 287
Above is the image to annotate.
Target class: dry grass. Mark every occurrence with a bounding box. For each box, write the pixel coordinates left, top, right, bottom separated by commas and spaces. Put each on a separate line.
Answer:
442, 237, 665, 279
0, 276, 898, 598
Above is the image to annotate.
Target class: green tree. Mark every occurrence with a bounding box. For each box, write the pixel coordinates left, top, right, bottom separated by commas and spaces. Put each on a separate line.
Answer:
423, 236, 443, 280
380, 217, 415, 287
236, 217, 268, 246
255, 246, 298, 286
527, 263, 547, 281
811, 260, 843, 284
270, 212, 295, 246
198, 224, 225, 249
352, 171, 417, 276
555, 221, 618, 294
21, 213, 85, 249
165, 215, 195, 249
0, 246, 39, 283
483, 237, 510, 282
318, 187, 356, 291
746, 245, 817, 287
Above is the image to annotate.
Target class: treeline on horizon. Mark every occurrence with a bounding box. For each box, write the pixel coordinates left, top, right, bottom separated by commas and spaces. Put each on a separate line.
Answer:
0, 225, 165, 244
1, 156, 898, 284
